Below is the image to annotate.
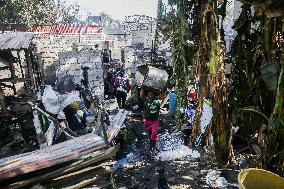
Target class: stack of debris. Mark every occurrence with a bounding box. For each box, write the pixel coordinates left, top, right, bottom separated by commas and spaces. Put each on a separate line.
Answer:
0, 32, 130, 188
0, 100, 128, 188
0, 134, 118, 188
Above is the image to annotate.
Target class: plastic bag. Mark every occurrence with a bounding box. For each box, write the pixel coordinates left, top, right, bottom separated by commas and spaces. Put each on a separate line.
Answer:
42, 86, 60, 114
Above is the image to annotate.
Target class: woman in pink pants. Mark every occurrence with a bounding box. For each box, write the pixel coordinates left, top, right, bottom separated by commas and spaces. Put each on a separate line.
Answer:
143, 91, 160, 154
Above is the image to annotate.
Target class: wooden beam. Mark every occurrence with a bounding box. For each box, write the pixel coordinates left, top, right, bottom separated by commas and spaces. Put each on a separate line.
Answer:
0, 77, 33, 83
0, 82, 14, 89
0, 133, 106, 182
0, 66, 10, 70
0, 87, 6, 111
160, 95, 169, 109
4, 145, 119, 189
32, 104, 46, 148
16, 50, 25, 79
24, 49, 32, 79
7, 56, 16, 94
107, 109, 128, 142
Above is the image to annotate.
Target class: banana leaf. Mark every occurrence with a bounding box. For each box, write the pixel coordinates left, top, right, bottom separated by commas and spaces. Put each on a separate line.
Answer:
260, 63, 281, 92
232, 7, 248, 31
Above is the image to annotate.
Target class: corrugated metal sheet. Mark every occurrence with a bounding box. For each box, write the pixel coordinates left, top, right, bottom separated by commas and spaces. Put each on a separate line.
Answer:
0, 32, 34, 50
31, 24, 102, 34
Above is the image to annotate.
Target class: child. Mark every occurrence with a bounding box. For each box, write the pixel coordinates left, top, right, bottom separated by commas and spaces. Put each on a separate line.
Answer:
143, 90, 160, 154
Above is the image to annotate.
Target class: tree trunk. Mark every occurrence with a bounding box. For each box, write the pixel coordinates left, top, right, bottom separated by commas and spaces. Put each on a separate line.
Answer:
209, 39, 234, 165
264, 60, 284, 176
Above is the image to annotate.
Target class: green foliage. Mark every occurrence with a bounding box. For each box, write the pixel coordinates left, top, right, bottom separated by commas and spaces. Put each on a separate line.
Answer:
228, 0, 284, 175
208, 40, 219, 75
266, 115, 284, 176
273, 63, 284, 116
0, 0, 80, 28
217, 132, 227, 148
108, 173, 118, 189
154, 0, 164, 47
238, 107, 269, 122
231, 3, 251, 32
260, 63, 281, 92
157, 0, 191, 129
204, 98, 212, 107
99, 12, 121, 29
158, 2, 234, 165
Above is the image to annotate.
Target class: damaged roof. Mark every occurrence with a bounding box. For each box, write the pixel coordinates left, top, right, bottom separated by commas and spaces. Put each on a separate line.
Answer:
0, 32, 34, 50
102, 27, 126, 35
31, 24, 102, 34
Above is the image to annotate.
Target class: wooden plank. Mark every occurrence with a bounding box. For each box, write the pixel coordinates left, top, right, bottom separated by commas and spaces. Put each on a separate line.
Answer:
0, 77, 33, 83
0, 133, 98, 167
7, 58, 16, 94
16, 50, 25, 79
0, 133, 106, 182
0, 66, 10, 70
107, 109, 128, 142
45, 166, 108, 189
0, 87, 6, 111
1, 141, 104, 180
1, 137, 103, 172
160, 95, 169, 108
32, 105, 46, 148
5, 145, 119, 189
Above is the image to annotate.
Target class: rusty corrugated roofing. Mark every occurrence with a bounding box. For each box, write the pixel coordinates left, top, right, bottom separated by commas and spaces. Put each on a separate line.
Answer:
0, 32, 34, 50
31, 24, 102, 34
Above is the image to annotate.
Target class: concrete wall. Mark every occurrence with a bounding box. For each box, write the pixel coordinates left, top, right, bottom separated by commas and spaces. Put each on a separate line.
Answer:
57, 48, 104, 97
34, 33, 127, 84
131, 30, 155, 48
34, 33, 103, 85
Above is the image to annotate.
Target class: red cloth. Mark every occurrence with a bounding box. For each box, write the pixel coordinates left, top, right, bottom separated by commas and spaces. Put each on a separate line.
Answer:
144, 119, 160, 141
114, 77, 131, 91
188, 91, 196, 98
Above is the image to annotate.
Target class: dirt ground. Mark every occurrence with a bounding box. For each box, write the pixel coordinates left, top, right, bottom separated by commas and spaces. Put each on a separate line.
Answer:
84, 101, 253, 189
108, 112, 216, 189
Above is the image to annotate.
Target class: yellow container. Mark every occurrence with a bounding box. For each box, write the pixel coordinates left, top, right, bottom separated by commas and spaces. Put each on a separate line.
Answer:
238, 168, 284, 189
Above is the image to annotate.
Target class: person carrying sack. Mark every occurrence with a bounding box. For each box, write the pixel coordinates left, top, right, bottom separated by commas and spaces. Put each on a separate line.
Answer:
143, 90, 160, 155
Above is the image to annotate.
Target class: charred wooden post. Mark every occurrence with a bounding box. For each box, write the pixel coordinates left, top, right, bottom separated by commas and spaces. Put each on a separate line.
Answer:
0, 87, 5, 112
101, 109, 109, 147
0, 33, 41, 95
32, 104, 46, 148
7, 53, 17, 95
16, 50, 25, 80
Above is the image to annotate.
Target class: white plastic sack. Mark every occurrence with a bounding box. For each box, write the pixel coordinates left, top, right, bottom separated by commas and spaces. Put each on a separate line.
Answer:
42, 85, 81, 114
42, 85, 60, 114
143, 66, 168, 90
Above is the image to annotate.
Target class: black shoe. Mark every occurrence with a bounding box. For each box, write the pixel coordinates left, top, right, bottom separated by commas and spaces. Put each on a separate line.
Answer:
150, 140, 157, 158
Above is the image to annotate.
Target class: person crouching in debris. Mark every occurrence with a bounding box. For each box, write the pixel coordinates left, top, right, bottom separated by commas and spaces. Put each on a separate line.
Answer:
143, 90, 160, 155
114, 71, 131, 109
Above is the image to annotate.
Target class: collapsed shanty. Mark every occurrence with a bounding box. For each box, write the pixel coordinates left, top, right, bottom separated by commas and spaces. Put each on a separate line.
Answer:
3, 0, 284, 187
0, 15, 170, 188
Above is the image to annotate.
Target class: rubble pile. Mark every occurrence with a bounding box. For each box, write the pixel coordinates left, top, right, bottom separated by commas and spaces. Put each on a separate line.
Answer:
0, 31, 131, 188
